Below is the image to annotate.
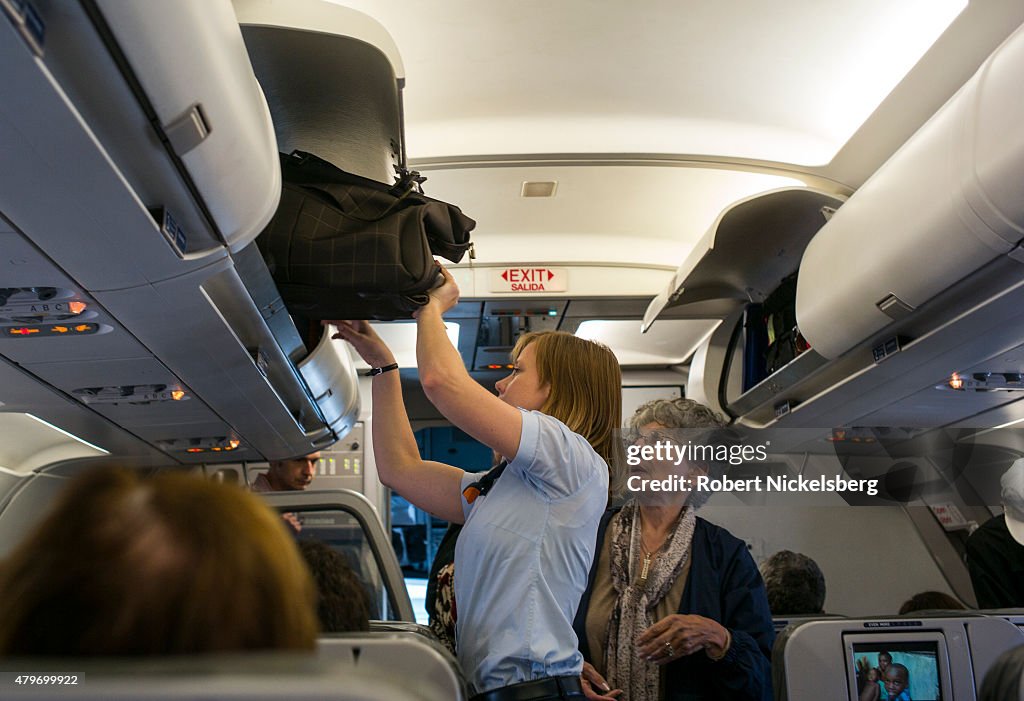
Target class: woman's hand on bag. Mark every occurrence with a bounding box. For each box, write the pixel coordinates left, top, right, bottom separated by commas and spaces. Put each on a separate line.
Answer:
416, 263, 460, 318
326, 320, 396, 368
580, 662, 622, 700
636, 614, 730, 665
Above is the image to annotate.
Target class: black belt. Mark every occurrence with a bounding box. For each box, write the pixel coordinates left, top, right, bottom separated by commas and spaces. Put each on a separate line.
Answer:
470, 675, 584, 701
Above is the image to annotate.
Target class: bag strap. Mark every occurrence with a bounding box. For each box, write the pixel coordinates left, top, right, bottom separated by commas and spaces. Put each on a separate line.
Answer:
287, 150, 427, 224
295, 181, 418, 225
389, 168, 426, 198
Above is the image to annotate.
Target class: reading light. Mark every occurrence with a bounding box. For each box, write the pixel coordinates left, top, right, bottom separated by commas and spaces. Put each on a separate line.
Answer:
937, 372, 1024, 392
73, 385, 190, 405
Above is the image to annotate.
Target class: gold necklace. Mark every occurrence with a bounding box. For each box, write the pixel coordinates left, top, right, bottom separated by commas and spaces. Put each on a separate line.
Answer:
639, 543, 656, 581
637, 508, 679, 582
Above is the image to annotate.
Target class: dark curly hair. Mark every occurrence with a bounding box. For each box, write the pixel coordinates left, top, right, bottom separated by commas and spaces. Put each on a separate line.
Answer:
898, 590, 965, 614
759, 550, 826, 615
298, 540, 371, 633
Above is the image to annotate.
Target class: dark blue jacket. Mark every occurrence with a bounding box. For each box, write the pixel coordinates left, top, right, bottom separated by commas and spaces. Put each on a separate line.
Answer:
573, 511, 774, 700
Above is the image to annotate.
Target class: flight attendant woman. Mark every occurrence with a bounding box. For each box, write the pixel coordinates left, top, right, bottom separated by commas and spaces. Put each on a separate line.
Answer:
331, 267, 623, 701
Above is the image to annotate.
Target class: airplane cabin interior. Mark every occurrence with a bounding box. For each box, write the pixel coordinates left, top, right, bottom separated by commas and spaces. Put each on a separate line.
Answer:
2, 1, 1024, 699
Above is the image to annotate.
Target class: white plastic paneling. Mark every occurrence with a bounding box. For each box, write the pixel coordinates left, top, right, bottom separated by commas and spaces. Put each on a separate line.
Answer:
797, 23, 1024, 360
95, 0, 281, 249
298, 328, 360, 440
232, 0, 404, 80
0, 10, 228, 290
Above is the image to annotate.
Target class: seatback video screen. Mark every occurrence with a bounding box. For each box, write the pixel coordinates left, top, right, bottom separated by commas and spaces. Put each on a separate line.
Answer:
851, 640, 942, 701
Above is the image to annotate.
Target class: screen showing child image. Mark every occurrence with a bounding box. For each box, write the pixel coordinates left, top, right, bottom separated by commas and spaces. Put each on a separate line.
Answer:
851, 641, 942, 701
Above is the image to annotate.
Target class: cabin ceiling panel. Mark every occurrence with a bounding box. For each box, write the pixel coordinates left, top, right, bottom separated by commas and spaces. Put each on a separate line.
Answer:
420, 165, 806, 268
337, 0, 968, 165
0, 232, 81, 291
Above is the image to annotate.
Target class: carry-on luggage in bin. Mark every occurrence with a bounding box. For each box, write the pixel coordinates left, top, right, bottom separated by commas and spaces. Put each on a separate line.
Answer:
763, 272, 810, 375
256, 151, 475, 321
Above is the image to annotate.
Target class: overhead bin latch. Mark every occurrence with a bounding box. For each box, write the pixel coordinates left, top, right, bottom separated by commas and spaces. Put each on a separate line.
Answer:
1008, 243, 1024, 264
163, 103, 210, 157
876, 293, 915, 320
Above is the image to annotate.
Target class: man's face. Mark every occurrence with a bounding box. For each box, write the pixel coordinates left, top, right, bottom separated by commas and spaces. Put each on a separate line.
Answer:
269, 452, 320, 490
883, 666, 908, 698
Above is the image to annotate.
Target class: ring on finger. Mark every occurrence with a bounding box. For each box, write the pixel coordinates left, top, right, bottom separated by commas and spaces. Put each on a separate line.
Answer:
664, 641, 675, 658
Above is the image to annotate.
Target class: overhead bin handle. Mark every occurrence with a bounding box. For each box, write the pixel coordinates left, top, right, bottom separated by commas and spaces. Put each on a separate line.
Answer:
310, 433, 338, 450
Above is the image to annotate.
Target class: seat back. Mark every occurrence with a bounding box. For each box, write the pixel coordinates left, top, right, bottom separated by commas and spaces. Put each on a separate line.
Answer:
772, 615, 1024, 701
318, 631, 467, 701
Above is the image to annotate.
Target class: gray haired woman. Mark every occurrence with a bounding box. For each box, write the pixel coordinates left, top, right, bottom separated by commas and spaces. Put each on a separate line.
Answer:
573, 398, 774, 701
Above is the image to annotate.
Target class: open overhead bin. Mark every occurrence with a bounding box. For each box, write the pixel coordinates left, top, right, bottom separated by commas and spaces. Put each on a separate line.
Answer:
0, 0, 403, 461
235, 0, 406, 183
642, 187, 846, 333
641, 187, 846, 420
714, 21, 1024, 429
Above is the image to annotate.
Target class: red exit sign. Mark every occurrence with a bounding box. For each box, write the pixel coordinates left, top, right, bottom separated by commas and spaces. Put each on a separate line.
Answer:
490, 267, 568, 292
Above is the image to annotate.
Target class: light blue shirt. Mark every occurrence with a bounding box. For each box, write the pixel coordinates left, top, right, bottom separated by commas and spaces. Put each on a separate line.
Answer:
455, 409, 609, 694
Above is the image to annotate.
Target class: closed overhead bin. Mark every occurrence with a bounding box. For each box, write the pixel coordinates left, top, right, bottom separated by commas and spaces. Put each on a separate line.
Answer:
797, 22, 1024, 361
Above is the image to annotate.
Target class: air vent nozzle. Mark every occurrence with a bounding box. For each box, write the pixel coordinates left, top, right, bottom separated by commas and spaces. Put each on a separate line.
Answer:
520, 181, 557, 198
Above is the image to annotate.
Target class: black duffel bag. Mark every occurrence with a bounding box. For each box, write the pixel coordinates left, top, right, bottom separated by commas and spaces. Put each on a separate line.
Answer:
763, 272, 810, 375
257, 151, 475, 321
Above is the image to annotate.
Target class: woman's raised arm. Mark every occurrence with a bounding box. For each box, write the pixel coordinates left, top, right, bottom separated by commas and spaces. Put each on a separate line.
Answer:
329, 321, 465, 523
413, 268, 527, 462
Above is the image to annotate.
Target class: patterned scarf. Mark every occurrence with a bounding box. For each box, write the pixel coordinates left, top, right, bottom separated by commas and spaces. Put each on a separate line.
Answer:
604, 501, 696, 701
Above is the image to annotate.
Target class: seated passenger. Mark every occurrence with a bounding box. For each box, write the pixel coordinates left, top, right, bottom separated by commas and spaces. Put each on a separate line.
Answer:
573, 398, 774, 701
252, 451, 321, 491
759, 549, 826, 615
897, 590, 966, 614
297, 540, 371, 632
979, 643, 1024, 701
0, 467, 318, 655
